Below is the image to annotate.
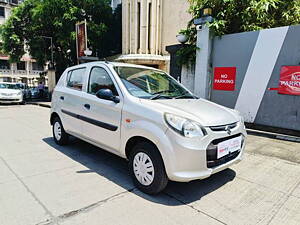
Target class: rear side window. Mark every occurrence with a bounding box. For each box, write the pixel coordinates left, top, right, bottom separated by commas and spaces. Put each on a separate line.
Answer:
88, 67, 118, 96
67, 68, 86, 91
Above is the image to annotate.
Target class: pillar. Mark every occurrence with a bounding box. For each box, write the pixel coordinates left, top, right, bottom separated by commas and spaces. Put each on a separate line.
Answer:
47, 69, 56, 98
194, 24, 212, 99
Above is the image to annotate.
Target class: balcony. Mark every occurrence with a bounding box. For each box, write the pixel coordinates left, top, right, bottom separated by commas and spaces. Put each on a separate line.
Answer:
0, 69, 12, 75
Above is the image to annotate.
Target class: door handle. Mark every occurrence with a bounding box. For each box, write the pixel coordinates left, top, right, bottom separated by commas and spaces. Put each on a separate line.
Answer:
60, 96, 64, 100
84, 104, 90, 110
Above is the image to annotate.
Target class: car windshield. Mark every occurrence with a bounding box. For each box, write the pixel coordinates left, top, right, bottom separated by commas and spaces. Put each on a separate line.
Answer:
15, 84, 25, 89
0, 83, 19, 89
114, 66, 195, 99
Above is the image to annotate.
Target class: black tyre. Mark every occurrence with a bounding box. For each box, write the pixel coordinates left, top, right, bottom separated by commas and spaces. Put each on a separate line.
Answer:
52, 117, 69, 145
129, 141, 168, 194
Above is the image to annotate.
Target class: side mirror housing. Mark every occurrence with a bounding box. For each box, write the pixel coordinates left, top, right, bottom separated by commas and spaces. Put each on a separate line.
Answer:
96, 89, 120, 103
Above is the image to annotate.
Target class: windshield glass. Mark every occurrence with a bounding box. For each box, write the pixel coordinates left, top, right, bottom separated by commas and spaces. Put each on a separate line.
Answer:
114, 66, 195, 99
15, 83, 25, 89
0, 83, 19, 89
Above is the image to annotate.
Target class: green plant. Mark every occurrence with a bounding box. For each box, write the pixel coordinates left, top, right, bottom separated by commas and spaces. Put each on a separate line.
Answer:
176, 26, 198, 66
176, 44, 198, 66
178, 0, 300, 65
0, 0, 122, 78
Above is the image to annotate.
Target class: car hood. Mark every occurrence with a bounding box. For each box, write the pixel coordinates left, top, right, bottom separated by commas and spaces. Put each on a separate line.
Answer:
0, 89, 20, 94
142, 98, 239, 126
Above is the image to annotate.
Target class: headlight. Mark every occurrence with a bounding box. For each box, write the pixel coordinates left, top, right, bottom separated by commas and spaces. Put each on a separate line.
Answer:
17, 91, 22, 96
164, 113, 206, 138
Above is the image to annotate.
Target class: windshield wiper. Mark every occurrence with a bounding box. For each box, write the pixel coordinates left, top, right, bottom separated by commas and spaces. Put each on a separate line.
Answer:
150, 94, 173, 100
150, 90, 175, 100
174, 94, 197, 99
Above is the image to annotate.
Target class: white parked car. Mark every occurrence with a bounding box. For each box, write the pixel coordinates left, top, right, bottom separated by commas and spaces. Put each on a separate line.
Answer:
51, 62, 247, 194
0, 82, 24, 104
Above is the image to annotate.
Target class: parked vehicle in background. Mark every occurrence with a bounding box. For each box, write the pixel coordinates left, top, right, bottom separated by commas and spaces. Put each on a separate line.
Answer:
44, 86, 50, 100
16, 83, 31, 100
0, 82, 24, 104
30, 87, 40, 99
29, 86, 50, 100
50, 62, 247, 194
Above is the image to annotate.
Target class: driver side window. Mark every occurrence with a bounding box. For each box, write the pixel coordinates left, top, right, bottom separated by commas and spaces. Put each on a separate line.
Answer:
88, 67, 118, 96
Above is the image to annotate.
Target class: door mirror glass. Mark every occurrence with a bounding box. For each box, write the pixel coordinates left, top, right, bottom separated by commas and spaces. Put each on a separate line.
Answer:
96, 89, 120, 103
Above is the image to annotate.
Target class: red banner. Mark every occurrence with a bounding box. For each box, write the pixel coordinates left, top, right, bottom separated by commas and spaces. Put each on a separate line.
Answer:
213, 67, 236, 91
278, 66, 300, 95
76, 21, 87, 58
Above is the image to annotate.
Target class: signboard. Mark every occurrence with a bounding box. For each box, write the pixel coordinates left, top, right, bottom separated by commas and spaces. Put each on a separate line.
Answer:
278, 66, 300, 95
76, 21, 87, 59
213, 67, 236, 91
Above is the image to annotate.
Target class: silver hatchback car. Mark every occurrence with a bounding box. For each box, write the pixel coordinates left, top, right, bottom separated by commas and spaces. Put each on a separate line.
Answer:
51, 62, 247, 194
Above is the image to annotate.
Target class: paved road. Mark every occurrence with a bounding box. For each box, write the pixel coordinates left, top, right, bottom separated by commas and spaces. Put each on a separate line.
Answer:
0, 105, 300, 225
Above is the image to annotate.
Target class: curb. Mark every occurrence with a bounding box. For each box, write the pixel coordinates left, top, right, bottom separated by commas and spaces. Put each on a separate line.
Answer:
246, 128, 300, 143
28, 102, 51, 109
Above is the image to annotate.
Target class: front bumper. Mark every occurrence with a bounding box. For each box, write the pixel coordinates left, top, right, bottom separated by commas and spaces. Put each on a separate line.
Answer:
162, 122, 247, 182
0, 96, 23, 104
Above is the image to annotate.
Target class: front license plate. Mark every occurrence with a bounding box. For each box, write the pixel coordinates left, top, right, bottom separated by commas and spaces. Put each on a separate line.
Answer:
217, 136, 242, 159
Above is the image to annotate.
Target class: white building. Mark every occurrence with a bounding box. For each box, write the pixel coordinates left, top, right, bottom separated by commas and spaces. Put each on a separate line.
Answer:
0, 0, 46, 87
116, 0, 191, 71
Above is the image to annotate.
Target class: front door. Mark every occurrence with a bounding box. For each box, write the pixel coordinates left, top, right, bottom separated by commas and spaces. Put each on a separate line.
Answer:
80, 66, 123, 153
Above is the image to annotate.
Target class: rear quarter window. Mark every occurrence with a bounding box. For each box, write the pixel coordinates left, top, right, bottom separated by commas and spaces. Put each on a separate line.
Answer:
66, 67, 86, 91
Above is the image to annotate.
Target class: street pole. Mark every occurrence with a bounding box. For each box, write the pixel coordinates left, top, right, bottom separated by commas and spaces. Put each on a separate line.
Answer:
41, 36, 54, 68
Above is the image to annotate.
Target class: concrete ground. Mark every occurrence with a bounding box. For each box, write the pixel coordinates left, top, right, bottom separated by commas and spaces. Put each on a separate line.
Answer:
0, 105, 299, 225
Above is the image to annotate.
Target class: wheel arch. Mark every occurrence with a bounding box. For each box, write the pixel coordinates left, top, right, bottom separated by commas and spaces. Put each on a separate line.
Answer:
50, 112, 60, 125
125, 136, 159, 159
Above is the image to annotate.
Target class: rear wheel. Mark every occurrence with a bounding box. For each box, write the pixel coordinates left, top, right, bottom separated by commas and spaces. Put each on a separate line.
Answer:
129, 142, 168, 194
52, 117, 69, 145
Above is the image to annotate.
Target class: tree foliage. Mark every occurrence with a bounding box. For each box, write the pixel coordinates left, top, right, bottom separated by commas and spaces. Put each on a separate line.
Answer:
0, 0, 122, 77
178, 0, 300, 65
188, 0, 300, 36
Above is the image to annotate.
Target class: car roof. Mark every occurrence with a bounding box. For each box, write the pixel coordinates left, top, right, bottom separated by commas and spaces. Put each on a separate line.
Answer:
66, 61, 163, 72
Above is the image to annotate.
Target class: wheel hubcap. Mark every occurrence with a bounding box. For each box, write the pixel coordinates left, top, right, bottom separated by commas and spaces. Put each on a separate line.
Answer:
133, 152, 154, 186
54, 122, 62, 141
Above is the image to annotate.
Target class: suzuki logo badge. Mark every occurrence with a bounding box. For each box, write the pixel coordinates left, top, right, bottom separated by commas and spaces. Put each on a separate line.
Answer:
225, 126, 231, 135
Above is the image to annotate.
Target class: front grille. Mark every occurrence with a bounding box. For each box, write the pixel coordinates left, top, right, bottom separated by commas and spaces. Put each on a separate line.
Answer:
207, 151, 240, 168
206, 134, 244, 168
210, 122, 238, 132
212, 133, 241, 145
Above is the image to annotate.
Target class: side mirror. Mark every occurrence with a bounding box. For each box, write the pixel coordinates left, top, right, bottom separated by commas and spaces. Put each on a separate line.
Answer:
96, 89, 120, 103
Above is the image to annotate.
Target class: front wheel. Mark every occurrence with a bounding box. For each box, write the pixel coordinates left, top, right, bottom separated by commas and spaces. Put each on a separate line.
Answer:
129, 142, 168, 194
52, 117, 69, 145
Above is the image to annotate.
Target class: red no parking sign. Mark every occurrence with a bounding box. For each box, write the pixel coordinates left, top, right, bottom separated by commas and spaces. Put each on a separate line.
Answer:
278, 66, 300, 95
213, 67, 236, 91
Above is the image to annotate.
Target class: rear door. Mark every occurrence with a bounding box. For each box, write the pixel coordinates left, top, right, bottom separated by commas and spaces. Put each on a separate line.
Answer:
60, 67, 87, 136
80, 66, 123, 153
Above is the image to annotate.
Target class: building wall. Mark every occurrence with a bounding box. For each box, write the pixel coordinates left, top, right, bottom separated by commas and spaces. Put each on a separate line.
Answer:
160, 0, 191, 55
120, 0, 191, 71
